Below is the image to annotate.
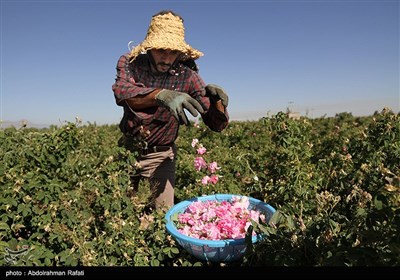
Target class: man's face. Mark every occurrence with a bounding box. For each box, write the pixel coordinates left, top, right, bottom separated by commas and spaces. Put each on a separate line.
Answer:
150, 49, 181, 73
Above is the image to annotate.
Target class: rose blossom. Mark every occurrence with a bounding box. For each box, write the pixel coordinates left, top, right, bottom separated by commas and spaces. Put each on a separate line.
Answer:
191, 138, 199, 148
208, 162, 221, 173
194, 157, 207, 171
196, 146, 207, 155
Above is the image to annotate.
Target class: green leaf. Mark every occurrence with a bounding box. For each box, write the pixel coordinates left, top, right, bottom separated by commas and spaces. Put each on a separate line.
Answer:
374, 197, 383, 210
287, 215, 295, 230
0, 222, 10, 230
162, 247, 170, 253
171, 247, 179, 254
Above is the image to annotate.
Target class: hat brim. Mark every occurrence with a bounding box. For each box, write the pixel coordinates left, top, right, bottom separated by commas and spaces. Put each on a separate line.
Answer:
129, 40, 203, 62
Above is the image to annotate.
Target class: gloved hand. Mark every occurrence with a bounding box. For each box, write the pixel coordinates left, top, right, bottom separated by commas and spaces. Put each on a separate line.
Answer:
155, 89, 204, 125
205, 84, 229, 107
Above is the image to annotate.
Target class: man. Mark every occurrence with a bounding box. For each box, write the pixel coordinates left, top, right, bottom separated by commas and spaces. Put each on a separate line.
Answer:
112, 10, 229, 210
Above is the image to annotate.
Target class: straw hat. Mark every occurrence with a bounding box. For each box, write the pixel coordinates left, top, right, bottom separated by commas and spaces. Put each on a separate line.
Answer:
128, 11, 203, 62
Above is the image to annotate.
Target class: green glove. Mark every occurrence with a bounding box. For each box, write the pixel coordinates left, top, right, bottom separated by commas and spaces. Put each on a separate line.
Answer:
205, 84, 229, 107
155, 89, 204, 125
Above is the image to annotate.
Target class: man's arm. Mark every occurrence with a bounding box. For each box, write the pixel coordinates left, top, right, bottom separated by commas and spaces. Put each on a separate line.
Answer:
201, 100, 229, 132
183, 72, 229, 131
198, 85, 229, 132
112, 54, 156, 106
126, 88, 204, 126
124, 89, 160, 110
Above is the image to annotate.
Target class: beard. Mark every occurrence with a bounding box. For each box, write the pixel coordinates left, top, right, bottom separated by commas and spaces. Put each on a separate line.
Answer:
156, 63, 172, 72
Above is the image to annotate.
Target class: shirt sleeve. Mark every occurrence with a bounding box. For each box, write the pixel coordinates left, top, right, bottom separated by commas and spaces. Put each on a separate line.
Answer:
112, 54, 155, 106
201, 99, 229, 132
187, 71, 229, 132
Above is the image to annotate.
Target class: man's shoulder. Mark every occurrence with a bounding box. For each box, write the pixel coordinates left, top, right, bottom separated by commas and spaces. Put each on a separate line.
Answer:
178, 59, 199, 73
117, 52, 130, 61
174, 62, 201, 80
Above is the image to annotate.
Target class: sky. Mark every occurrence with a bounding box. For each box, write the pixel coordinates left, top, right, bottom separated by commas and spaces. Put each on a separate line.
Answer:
0, 0, 399, 126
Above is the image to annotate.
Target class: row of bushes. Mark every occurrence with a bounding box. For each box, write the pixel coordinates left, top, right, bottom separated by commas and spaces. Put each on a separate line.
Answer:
1, 108, 399, 266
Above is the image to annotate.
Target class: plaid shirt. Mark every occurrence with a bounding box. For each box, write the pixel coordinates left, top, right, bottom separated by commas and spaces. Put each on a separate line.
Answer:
112, 53, 229, 146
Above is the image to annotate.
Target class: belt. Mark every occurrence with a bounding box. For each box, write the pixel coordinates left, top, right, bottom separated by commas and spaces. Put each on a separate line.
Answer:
141, 145, 172, 155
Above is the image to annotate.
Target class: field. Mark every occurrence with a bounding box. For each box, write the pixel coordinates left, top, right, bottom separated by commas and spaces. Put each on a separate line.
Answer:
0, 108, 399, 266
